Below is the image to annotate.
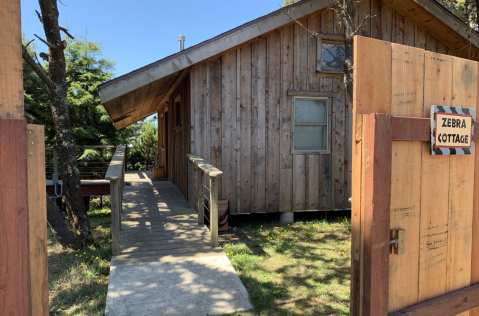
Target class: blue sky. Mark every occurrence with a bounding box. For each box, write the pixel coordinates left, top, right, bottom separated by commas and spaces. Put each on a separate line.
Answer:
21, 0, 285, 79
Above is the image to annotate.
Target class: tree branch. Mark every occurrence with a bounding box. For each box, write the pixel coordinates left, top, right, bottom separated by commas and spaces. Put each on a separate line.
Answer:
34, 33, 55, 49
281, 6, 319, 38
35, 10, 43, 24
59, 26, 75, 39
22, 45, 55, 91
353, 14, 375, 35
25, 39, 35, 48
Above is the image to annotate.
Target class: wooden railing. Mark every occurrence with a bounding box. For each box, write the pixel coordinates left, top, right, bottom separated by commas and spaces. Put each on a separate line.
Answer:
105, 145, 126, 256
187, 154, 223, 248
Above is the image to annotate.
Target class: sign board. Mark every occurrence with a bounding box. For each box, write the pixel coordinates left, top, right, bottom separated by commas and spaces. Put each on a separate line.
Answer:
431, 105, 474, 155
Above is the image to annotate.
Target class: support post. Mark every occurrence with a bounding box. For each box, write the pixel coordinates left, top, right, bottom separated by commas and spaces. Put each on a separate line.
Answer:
210, 176, 219, 248
360, 113, 392, 316
0, 0, 34, 314
110, 179, 120, 256
198, 170, 205, 225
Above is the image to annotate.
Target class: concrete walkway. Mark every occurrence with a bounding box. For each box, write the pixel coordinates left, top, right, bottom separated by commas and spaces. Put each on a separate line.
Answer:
105, 171, 252, 316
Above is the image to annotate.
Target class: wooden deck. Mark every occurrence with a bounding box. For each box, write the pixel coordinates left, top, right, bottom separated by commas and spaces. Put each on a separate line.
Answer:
105, 171, 252, 315
114, 170, 223, 263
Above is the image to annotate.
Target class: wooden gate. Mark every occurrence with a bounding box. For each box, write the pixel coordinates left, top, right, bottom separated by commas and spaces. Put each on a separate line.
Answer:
351, 36, 479, 316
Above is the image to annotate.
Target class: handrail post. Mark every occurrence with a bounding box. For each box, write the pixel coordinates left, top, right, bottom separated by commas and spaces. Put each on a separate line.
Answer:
106, 145, 126, 256
110, 179, 120, 255
210, 176, 219, 248
187, 159, 193, 209
198, 170, 205, 225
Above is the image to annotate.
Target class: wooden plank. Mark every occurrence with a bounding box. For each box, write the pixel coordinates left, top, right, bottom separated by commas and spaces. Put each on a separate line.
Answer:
415, 25, 426, 49
418, 51, 453, 303
208, 58, 223, 199
370, 0, 381, 39
320, 76, 332, 210
236, 49, 241, 213
391, 117, 429, 141
472, 64, 479, 316
388, 283, 479, 316
240, 44, 252, 213
426, 32, 437, 52
351, 35, 392, 316
404, 18, 416, 47
251, 42, 258, 212
358, 0, 371, 37
321, 8, 334, 34
392, 10, 405, 44
280, 26, 294, 213
222, 51, 237, 213
293, 21, 308, 211
388, 43, 424, 313
332, 77, 346, 209
256, 38, 267, 212
266, 31, 281, 213
445, 56, 477, 316
0, 120, 31, 316
361, 113, 392, 316
380, 1, 393, 42
0, 0, 23, 119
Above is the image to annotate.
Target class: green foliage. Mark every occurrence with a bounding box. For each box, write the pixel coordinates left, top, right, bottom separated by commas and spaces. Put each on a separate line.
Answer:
23, 36, 140, 149
128, 118, 158, 170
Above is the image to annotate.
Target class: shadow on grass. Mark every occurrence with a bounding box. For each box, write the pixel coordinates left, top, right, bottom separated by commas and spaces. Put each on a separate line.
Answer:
48, 210, 112, 315
225, 211, 351, 316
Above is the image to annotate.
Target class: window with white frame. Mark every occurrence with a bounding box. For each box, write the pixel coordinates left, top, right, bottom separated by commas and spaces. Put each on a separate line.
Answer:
293, 97, 330, 153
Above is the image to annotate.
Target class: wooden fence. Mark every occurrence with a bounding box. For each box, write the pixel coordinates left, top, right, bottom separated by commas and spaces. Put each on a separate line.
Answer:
105, 145, 126, 256
351, 35, 479, 316
187, 154, 223, 247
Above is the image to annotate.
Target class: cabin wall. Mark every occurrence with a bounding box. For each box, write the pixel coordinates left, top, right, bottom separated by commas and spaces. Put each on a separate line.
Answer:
189, 2, 453, 214
158, 74, 191, 197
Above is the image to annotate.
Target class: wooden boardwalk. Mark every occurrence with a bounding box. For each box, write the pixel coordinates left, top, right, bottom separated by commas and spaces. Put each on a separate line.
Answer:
105, 171, 251, 315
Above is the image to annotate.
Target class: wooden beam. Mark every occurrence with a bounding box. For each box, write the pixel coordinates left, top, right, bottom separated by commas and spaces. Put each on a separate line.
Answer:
27, 125, 48, 316
388, 283, 479, 316
0, 0, 23, 119
391, 116, 479, 142
361, 113, 392, 316
0, 120, 31, 316
287, 90, 337, 97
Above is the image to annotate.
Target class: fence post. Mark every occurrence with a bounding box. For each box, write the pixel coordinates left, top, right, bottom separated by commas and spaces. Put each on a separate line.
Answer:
210, 176, 219, 247
110, 179, 120, 255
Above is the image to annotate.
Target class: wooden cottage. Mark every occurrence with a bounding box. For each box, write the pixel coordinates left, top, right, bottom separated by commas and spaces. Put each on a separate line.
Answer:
99, 0, 479, 221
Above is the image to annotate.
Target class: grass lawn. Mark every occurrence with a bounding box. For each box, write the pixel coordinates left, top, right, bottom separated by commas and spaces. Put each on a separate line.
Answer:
47, 206, 112, 316
47, 201, 350, 316
223, 213, 351, 316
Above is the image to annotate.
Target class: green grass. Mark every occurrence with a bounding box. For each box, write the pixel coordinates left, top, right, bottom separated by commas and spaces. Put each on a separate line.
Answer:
223, 215, 351, 316
47, 205, 112, 316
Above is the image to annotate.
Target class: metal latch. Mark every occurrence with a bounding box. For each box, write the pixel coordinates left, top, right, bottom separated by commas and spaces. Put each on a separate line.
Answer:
390, 229, 406, 255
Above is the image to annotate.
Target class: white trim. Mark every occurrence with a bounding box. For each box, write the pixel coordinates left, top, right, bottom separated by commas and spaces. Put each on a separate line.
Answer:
99, 0, 332, 103
292, 96, 331, 154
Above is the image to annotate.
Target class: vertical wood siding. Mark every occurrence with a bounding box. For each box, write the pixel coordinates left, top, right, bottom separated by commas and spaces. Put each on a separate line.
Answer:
172, 2, 454, 214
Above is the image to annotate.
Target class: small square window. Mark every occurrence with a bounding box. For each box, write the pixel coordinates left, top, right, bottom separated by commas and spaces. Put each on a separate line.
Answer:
293, 97, 330, 153
317, 38, 345, 73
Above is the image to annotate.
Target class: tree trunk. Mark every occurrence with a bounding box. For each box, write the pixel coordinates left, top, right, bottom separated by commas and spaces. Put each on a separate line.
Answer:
20, 0, 93, 244
46, 195, 82, 248
341, 0, 356, 107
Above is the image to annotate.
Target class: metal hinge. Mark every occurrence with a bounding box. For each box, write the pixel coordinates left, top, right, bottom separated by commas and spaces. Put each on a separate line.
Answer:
390, 229, 406, 255
28, 129, 34, 156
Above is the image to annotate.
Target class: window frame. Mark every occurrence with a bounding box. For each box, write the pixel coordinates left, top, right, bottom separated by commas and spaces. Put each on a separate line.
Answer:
291, 96, 331, 155
316, 37, 345, 75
